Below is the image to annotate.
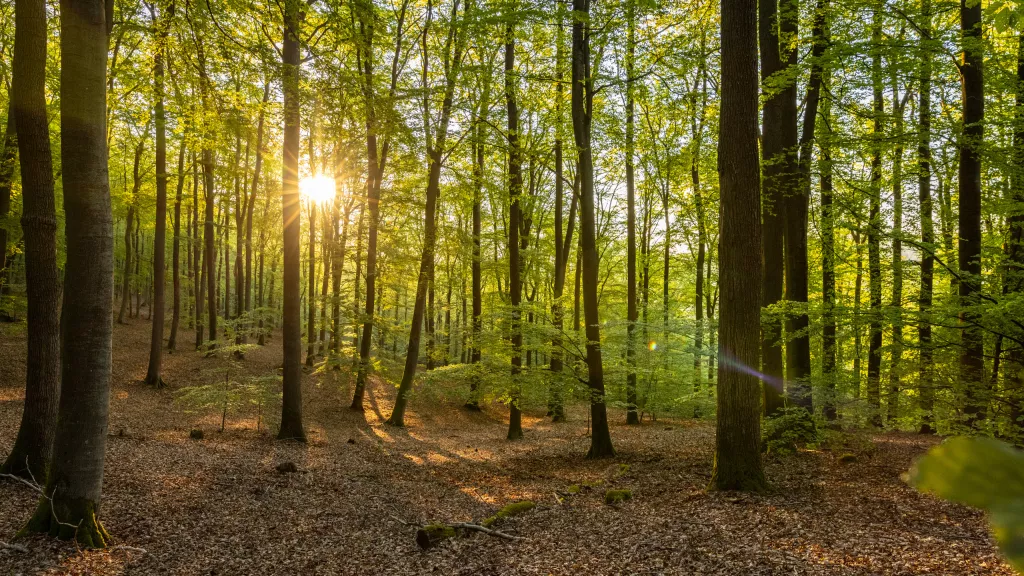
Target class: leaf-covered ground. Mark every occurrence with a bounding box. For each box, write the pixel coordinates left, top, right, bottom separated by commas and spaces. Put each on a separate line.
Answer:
0, 321, 1014, 575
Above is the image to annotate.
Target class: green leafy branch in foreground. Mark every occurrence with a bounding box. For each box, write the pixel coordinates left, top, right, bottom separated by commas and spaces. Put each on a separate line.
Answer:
908, 437, 1024, 573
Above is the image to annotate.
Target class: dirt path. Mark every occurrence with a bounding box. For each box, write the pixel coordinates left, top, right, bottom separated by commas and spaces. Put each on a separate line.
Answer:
0, 321, 1013, 575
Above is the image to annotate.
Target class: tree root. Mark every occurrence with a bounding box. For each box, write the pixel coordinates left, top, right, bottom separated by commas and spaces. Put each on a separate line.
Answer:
18, 496, 112, 549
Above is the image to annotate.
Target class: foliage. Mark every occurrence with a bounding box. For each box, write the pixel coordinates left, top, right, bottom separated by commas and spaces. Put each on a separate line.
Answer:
763, 407, 819, 456
909, 437, 1024, 573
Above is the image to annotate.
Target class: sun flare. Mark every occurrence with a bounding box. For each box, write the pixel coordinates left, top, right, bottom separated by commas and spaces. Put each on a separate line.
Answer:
299, 175, 335, 204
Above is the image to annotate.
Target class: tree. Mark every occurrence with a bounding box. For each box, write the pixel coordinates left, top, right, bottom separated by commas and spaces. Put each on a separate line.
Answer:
959, 0, 984, 428
572, 0, 613, 459
278, 0, 305, 441
21, 0, 115, 546
917, 0, 935, 434
145, 0, 170, 387
505, 16, 524, 441
0, 0, 60, 479
387, 0, 470, 428
710, 0, 766, 491
624, 0, 639, 426
759, 0, 787, 415
866, 6, 884, 427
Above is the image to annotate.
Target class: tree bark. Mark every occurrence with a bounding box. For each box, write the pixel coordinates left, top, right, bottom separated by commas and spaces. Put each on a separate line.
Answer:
572, 0, 613, 458
959, 0, 985, 428
710, 0, 766, 491
22, 0, 114, 546
1, 0, 60, 480
867, 7, 884, 427
759, 0, 786, 415
146, 3, 169, 386
168, 138, 186, 351
918, 0, 935, 433
279, 0, 306, 441
0, 109, 16, 295
624, 3, 639, 425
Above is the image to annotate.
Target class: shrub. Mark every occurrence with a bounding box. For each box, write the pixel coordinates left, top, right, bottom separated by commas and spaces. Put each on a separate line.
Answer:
763, 407, 817, 456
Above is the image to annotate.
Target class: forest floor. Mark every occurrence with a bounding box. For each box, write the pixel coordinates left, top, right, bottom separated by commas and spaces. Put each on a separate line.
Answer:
0, 320, 1014, 575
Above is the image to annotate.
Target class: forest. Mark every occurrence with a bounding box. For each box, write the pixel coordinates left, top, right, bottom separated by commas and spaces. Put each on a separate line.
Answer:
1, 0, 1023, 571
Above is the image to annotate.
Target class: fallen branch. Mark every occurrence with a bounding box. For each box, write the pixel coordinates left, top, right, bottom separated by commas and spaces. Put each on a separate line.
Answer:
449, 522, 524, 541
1, 541, 29, 553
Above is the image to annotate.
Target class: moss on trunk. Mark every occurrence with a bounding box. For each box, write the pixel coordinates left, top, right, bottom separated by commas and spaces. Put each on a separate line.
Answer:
19, 496, 111, 548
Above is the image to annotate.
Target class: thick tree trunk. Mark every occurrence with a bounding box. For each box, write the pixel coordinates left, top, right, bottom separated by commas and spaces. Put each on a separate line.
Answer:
279, 0, 306, 441
22, 0, 114, 546
711, 0, 765, 491
1, 0, 60, 480
573, 0, 613, 458
959, 0, 985, 428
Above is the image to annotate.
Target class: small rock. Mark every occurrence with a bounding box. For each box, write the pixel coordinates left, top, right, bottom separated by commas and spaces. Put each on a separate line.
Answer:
276, 461, 298, 474
664, 426, 674, 431
347, 438, 356, 445
189, 429, 204, 440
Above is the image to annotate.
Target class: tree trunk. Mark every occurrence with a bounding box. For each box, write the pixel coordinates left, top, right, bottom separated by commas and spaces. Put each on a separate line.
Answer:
169, 138, 186, 351
759, 0, 786, 415
887, 66, 906, 425
279, 0, 306, 441
918, 0, 935, 433
710, 0, 766, 491
817, 5, 837, 420
867, 7, 884, 427
959, 0, 985, 428
118, 203, 135, 324
1, 0, 60, 480
573, 0, 613, 458
306, 200, 317, 366
780, 0, 810, 409
146, 5, 169, 386
0, 108, 16, 295
624, 5, 639, 426
22, 0, 114, 545
389, 0, 468, 426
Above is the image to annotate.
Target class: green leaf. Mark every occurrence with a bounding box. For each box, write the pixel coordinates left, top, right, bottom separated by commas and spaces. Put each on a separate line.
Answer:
909, 437, 1024, 572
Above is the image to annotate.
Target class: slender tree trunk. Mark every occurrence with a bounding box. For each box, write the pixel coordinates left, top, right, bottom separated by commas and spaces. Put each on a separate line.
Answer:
306, 201, 317, 366
388, 0, 468, 425
146, 5, 169, 386
888, 70, 906, 425
468, 70, 488, 410
918, 0, 935, 433
780, 0, 811, 409
759, 0, 786, 415
169, 139, 186, 351
1, 0, 60, 479
203, 148, 217, 348
118, 203, 135, 324
573, 0, 613, 458
505, 19, 525, 440
867, 7, 884, 426
711, 0, 766, 491
0, 109, 16, 295
818, 10, 837, 419
624, 5, 639, 425
22, 0, 114, 545
1005, 30, 1024, 436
